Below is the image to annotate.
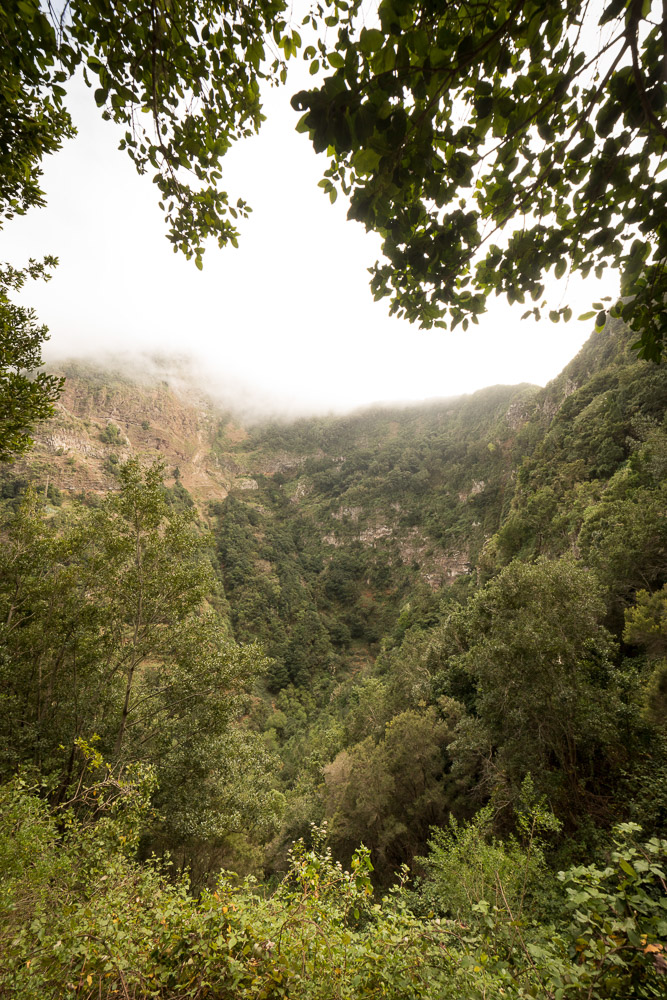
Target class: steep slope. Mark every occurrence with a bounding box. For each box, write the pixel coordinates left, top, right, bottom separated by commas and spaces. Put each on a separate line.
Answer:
3, 318, 667, 886
211, 383, 537, 688
5, 358, 236, 501
6, 355, 540, 692
490, 317, 667, 583
7, 317, 666, 687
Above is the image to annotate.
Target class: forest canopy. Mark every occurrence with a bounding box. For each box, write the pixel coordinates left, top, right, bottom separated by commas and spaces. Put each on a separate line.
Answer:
2, 5, 667, 998
1, 305, 667, 996
1, 0, 296, 456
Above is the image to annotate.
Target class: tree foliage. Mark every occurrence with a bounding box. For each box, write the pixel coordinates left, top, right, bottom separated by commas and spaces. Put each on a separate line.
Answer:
324, 707, 453, 875
1, 0, 302, 460
3, 778, 666, 1000
0, 260, 63, 460
2, 303, 667, 988
294, 0, 667, 360
0, 1, 74, 223
0, 460, 280, 874
1, 0, 303, 264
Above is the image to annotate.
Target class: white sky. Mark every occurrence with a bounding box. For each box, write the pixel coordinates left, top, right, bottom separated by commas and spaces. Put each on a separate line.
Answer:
4, 60, 618, 417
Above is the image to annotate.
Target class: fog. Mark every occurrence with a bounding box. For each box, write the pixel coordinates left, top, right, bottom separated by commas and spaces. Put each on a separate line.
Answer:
6, 64, 618, 418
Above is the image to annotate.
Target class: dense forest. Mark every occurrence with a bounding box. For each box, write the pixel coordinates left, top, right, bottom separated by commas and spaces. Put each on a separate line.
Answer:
1, 316, 666, 998
3, 0, 666, 995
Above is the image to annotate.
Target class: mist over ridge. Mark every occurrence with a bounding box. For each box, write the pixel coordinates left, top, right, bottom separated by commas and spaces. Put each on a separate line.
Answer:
41, 341, 542, 427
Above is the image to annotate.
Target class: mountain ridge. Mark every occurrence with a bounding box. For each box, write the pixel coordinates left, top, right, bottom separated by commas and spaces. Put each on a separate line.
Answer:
17, 356, 539, 507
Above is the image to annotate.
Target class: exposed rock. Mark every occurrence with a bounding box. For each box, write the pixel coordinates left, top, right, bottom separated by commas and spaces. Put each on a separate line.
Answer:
332, 505, 362, 522
505, 397, 533, 430
43, 431, 105, 458
458, 479, 485, 501
16, 361, 236, 506
358, 524, 393, 545
321, 517, 469, 590
290, 479, 312, 503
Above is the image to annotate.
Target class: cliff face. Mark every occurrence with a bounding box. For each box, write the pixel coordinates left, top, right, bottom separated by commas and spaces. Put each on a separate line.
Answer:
17, 359, 238, 502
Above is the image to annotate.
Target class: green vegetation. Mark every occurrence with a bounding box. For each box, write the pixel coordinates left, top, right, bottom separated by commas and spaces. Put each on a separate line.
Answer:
1, 0, 300, 463
294, 0, 667, 361
0, 460, 282, 881
1, 317, 666, 997
2, 0, 665, 476
2, 778, 665, 999
2, 1, 666, 991
10, 0, 663, 350
0, 260, 63, 460
99, 422, 123, 445
1, 0, 300, 264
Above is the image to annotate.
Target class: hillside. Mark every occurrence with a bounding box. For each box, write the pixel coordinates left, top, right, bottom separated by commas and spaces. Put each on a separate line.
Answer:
2, 317, 667, 1000
5, 357, 237, 501
6, 318, 666, 695
2, 316, 667, 880
7, 355, 539, 681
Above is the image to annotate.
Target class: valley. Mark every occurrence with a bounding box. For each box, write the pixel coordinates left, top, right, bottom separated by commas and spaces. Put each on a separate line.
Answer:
2, 316, 666, 998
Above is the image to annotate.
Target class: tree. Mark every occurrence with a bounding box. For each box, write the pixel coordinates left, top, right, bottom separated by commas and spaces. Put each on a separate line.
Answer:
5, 1, 664, 469
1, 0, 303, 261
624, 585, 667, 731
0, 460, 278, 872
0, 2, 73, 225
323, 706, 453, 878
433, 556, 626, 821
293, 0, 667, 360
0, 260, 63, 461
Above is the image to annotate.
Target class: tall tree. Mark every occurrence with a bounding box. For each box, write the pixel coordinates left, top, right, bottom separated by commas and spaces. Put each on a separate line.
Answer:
0, 261, 63, 460
432, 556, 629, 822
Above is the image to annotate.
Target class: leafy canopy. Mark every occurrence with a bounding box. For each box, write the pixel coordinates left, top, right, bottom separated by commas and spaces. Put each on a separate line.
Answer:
293, 0, 667, 360
2, 0, 304, 266
2, 0, 665, 467
0, 460, 281, 875
0, 0, 301, 461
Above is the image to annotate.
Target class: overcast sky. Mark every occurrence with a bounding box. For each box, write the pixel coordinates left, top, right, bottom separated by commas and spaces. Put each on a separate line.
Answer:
5, 58, 618, 417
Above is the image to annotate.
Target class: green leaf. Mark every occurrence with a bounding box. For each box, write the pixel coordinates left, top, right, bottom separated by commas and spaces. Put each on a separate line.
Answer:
352, 149, 382, 173
359, 28, 384, 55
619, 859, 637, 879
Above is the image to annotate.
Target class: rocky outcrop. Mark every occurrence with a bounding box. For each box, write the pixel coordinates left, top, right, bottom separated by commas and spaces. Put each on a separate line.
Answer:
18, 361, 232, 506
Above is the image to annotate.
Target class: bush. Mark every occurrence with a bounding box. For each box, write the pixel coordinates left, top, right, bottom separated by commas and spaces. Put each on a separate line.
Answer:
2, 775, 665, 1000
99, 422, 123, 445
413, 784, 561, 924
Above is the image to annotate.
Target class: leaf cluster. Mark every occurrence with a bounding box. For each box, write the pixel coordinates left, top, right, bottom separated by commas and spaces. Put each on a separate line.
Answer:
294, 0, 667, 359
